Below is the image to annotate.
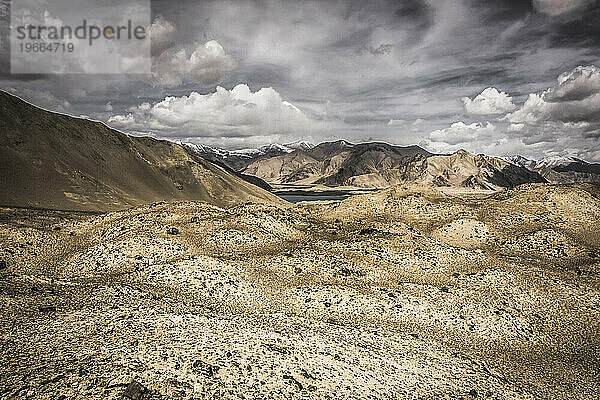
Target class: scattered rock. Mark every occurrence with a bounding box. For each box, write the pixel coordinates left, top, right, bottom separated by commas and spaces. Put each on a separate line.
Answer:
336, 267, 365, 277
265, 343, 291, 355
166, 227, 179, 235
283, 374, 303, 391
301, 369, 317, 380
123, 380, 149, 400
1, 184, 599, 399
192, 360, 219, 377
40, 374, 65, 386
359, 227, 379, 235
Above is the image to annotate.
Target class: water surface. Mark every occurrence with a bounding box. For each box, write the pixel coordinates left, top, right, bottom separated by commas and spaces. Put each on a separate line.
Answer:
276, 193, 350, 203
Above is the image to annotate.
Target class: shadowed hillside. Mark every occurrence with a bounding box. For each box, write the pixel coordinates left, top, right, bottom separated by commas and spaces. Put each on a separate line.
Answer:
0, 92, 281, 211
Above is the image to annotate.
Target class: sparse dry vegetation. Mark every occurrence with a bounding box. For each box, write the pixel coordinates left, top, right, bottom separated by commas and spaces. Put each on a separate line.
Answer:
1, 183, 599, 399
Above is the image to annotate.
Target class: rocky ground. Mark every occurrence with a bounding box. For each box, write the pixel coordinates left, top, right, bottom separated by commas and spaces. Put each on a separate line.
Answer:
1, 183, 599, 399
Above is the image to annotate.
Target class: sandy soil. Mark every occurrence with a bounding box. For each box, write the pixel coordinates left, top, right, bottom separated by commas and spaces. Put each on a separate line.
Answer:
1, 183, 599, 399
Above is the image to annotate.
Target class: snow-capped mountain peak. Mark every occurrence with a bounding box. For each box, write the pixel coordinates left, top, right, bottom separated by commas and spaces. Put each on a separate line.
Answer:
259, 143, 295, 154
535, 156, 584, 169
284, 140, 315, 151
228, 148, 264, 158
502, 155, 537, 169
180, 142, 230, 158
504, 155, 586, 170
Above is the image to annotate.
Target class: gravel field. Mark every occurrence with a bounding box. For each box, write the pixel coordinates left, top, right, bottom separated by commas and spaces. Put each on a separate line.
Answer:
1, 183, 599, 399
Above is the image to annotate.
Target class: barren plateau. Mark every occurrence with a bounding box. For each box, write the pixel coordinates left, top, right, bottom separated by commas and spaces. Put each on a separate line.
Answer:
1, 183, 599, 399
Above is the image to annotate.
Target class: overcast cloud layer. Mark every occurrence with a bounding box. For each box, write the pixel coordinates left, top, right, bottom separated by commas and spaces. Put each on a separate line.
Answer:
2, 0, 600, 160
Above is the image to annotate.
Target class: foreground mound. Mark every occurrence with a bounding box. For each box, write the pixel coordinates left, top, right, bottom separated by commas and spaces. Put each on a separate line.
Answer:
1, 183, 599, 399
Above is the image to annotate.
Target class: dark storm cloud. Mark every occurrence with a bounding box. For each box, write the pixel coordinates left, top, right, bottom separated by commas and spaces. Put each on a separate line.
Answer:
2, 0, 600, 159
393, 0, 434, 32
549, 4, 600, 48
471, 0, 534, 22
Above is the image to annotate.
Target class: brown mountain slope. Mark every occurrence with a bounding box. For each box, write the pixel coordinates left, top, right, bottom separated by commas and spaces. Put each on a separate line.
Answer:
241, 139, 544, 189
414, 150, 547, 190
315, 143, 431, 187
243, 152, 323, 184
0, 91, 281, 211
243, 141, 433, 187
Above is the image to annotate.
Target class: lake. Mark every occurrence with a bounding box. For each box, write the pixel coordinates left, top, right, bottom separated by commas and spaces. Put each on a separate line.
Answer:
276, 193, 350, 203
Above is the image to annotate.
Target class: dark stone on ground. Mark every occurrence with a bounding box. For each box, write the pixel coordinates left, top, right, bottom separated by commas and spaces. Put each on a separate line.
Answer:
283, 374, 303, 391
192, 360, 219, 377
359, 227, 379, 235
123, 380, 148, 400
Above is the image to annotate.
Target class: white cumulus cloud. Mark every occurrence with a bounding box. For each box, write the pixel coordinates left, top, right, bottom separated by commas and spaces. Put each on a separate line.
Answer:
108, 84, 313, 139
462, 87, 516, 115
428, 121, 496, 146
152, 40, 237, 86
425, 66, 600, 160
508, 65, 600, 130
149, 15, 177, 56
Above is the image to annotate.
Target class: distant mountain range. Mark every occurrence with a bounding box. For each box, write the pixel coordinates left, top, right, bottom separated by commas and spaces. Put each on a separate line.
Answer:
187, 141, 550, 190
504, 155, 600, 183
0, 91, 279, 211
2, 89, 598, 213
181, 141, 315, 172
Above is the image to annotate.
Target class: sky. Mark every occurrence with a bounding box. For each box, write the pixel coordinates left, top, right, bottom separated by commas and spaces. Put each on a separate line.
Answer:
2, 0, 600, 161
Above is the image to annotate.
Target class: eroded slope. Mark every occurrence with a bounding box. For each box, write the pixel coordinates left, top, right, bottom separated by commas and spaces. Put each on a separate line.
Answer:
1, 184, 599, 399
